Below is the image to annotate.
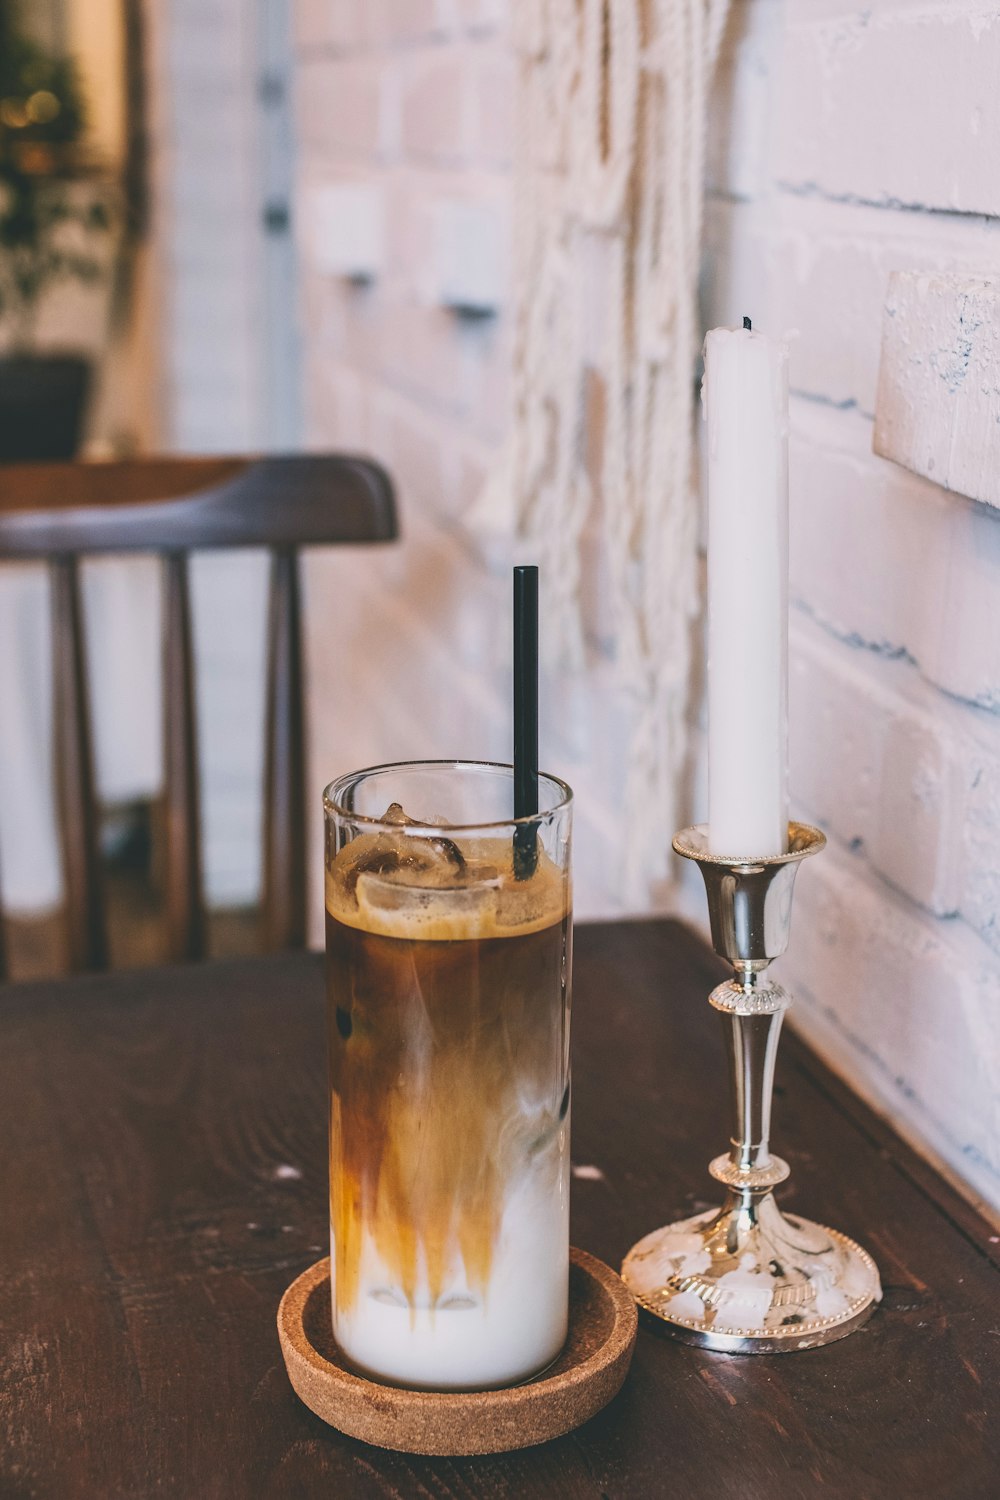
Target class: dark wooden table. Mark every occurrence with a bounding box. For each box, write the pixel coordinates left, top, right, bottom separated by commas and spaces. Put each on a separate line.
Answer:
2, 920, 997, 1499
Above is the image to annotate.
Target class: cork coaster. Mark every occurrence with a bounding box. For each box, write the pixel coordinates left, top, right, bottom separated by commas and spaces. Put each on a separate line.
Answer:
277, 1247, 637, 1455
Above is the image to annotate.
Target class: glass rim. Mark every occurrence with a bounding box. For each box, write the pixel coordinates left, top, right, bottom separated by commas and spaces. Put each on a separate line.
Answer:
322, 758, 573, 832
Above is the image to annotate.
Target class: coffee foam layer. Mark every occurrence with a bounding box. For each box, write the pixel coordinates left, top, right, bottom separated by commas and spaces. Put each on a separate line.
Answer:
326, 834, 568, 941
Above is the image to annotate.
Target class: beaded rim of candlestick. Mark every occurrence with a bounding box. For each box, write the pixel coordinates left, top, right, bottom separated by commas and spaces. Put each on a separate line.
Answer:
672, 821, 826, 867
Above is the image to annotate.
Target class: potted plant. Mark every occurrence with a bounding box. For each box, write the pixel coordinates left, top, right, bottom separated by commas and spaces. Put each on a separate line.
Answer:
0, 1, 113, 461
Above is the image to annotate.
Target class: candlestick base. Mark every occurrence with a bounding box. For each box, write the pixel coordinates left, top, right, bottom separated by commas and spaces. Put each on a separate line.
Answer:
622, 822, 881, 1353
622, 1197, 880, 1354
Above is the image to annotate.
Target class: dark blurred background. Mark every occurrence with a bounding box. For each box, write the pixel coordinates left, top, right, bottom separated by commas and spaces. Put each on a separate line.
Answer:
0, 0, 299, 463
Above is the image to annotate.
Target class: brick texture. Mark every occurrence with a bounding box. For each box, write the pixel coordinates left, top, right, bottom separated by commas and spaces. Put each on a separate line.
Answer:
704, 0, 1000, 1211
292, 0, 635, 938
784, 843, 1000, 1208
776, 7, 1000, 216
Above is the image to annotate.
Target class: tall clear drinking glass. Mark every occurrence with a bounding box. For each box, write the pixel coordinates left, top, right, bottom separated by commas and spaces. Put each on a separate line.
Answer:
323, 761, 573, 1391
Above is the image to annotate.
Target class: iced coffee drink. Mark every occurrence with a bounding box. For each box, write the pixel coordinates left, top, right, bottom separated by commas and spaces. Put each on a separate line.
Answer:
324, 763, 573, 1391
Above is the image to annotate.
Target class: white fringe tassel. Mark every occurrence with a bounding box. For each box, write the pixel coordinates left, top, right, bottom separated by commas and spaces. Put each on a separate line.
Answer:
477, 0, 730, 902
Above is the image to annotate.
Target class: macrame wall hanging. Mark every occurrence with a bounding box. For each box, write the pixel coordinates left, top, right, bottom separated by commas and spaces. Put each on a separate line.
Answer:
477, 0, 731, 899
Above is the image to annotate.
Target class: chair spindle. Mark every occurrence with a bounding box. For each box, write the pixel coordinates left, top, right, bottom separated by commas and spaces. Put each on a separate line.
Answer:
162, 552, 205, 961
51, 554, 108, 972
262, 547, 306, 950
0, 866, 8, 981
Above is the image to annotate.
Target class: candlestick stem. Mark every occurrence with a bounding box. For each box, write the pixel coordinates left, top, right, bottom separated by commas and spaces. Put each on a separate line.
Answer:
716, 987, 786, 1179
622, 823, 881, 1353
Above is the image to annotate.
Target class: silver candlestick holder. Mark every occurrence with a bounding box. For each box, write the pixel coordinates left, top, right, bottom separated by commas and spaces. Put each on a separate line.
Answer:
622, 822, 881, 1353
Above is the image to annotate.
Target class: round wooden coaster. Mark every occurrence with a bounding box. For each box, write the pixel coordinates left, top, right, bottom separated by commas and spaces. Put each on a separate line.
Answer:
277, 1248, 637, 1456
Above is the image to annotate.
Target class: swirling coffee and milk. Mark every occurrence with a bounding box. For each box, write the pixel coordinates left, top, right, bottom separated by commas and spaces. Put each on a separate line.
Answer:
325, 810, 571, 1389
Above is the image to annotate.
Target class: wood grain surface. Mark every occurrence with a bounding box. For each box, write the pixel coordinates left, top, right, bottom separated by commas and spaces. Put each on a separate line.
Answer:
0, 919, 996, 1499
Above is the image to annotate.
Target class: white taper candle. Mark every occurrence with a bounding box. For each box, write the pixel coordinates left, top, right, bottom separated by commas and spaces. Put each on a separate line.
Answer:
704, 321, 789, 856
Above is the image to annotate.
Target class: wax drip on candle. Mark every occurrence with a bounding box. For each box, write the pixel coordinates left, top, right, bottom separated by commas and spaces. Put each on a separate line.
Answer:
743, 315, 752, 330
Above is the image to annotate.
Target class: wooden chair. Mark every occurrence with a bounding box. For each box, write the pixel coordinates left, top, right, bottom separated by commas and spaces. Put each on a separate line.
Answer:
0, 455, 397, 979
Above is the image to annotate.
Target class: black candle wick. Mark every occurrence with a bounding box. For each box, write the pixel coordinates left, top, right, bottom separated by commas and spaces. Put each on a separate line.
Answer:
743, 315, 752, 331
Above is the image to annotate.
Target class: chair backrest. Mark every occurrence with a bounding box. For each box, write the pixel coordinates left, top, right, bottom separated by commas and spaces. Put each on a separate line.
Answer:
0, 455, 397, 978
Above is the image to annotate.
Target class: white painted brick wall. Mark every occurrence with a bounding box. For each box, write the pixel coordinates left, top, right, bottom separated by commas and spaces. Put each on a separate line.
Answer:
148, 0, 264, 449
785, 839, 1000, 1210
292, 0, 637, 937
704, 198, 1000, 417
145, 0, 274, 906
874, 272, 1000, 509
293, 0, 1000, 1214
704, 0, 1000, 1212
776, 6, 1000, 216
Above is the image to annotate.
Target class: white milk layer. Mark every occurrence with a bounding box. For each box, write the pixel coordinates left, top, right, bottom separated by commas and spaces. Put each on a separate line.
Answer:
331, 1141, 570, 1391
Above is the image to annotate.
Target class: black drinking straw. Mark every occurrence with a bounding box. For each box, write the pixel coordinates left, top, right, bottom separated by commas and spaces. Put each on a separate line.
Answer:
513, 564, 539, 880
